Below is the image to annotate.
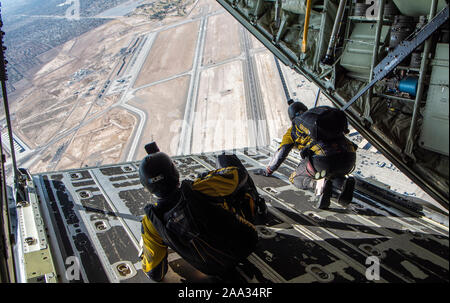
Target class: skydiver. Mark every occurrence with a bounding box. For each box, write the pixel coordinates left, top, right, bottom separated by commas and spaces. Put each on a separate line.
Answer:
256, 100, 357, 209
138, 143, 266, 282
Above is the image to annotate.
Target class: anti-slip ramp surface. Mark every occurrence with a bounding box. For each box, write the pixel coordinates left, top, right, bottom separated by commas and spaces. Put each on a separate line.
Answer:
31, 147, 449, 283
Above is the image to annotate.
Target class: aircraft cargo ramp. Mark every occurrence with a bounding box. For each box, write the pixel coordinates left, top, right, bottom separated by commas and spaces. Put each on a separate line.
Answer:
14, 146, 449, 283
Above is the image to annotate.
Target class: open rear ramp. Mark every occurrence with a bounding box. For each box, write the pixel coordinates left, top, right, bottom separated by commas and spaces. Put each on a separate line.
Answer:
19, 146, 448, 283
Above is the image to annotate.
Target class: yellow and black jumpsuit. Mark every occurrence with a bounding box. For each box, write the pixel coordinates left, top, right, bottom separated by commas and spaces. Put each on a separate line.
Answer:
267, 121, 357, 190
140, 158, 259, 281
141, 210, 169, 281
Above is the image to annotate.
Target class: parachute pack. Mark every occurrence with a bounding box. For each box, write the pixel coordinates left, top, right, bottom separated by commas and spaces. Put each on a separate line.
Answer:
293, 106, 349, 142
191, 167, 257, 218
153, 166, 258, 276
192, 167, 245, 199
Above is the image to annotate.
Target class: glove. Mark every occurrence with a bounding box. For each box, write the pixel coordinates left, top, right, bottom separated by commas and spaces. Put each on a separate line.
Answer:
197, 172, 209, 179
300, 148, 313, 159
254, 167, 272, 177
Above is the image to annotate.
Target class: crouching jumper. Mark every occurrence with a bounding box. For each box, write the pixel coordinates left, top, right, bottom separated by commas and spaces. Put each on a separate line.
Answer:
257, 101, 357, 209
139, 143, 266, 282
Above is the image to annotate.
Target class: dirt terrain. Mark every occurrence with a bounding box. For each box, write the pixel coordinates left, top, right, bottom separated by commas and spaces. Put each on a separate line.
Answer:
133, 20, 200, 87
192, 61, 248, 154
11, 19, 139, 150
202, 11, 241, 66
254, 50, 291, 140
129, 75, 190, 159
57, 107, 136, 170
250, 32, 265, 50
6, 0, 293, 175
28, 137, 72, 173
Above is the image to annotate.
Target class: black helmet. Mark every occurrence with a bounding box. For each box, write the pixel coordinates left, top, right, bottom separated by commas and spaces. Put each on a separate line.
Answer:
288, 101, 308, 121
139, 152, 180, 197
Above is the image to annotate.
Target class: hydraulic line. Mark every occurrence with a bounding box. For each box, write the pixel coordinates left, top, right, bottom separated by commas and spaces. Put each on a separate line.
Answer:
302, 0, 313, 53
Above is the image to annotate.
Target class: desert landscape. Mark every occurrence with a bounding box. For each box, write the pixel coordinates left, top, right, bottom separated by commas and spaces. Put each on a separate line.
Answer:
3, 0, 291, 175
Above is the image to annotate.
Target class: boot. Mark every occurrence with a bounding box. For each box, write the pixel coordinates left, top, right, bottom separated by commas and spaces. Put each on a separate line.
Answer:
337, 176, 355, 206
236, 260, 256, 280
315, 179, 332, 210
331, 176, 355, 206
256, 196, 268, 216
